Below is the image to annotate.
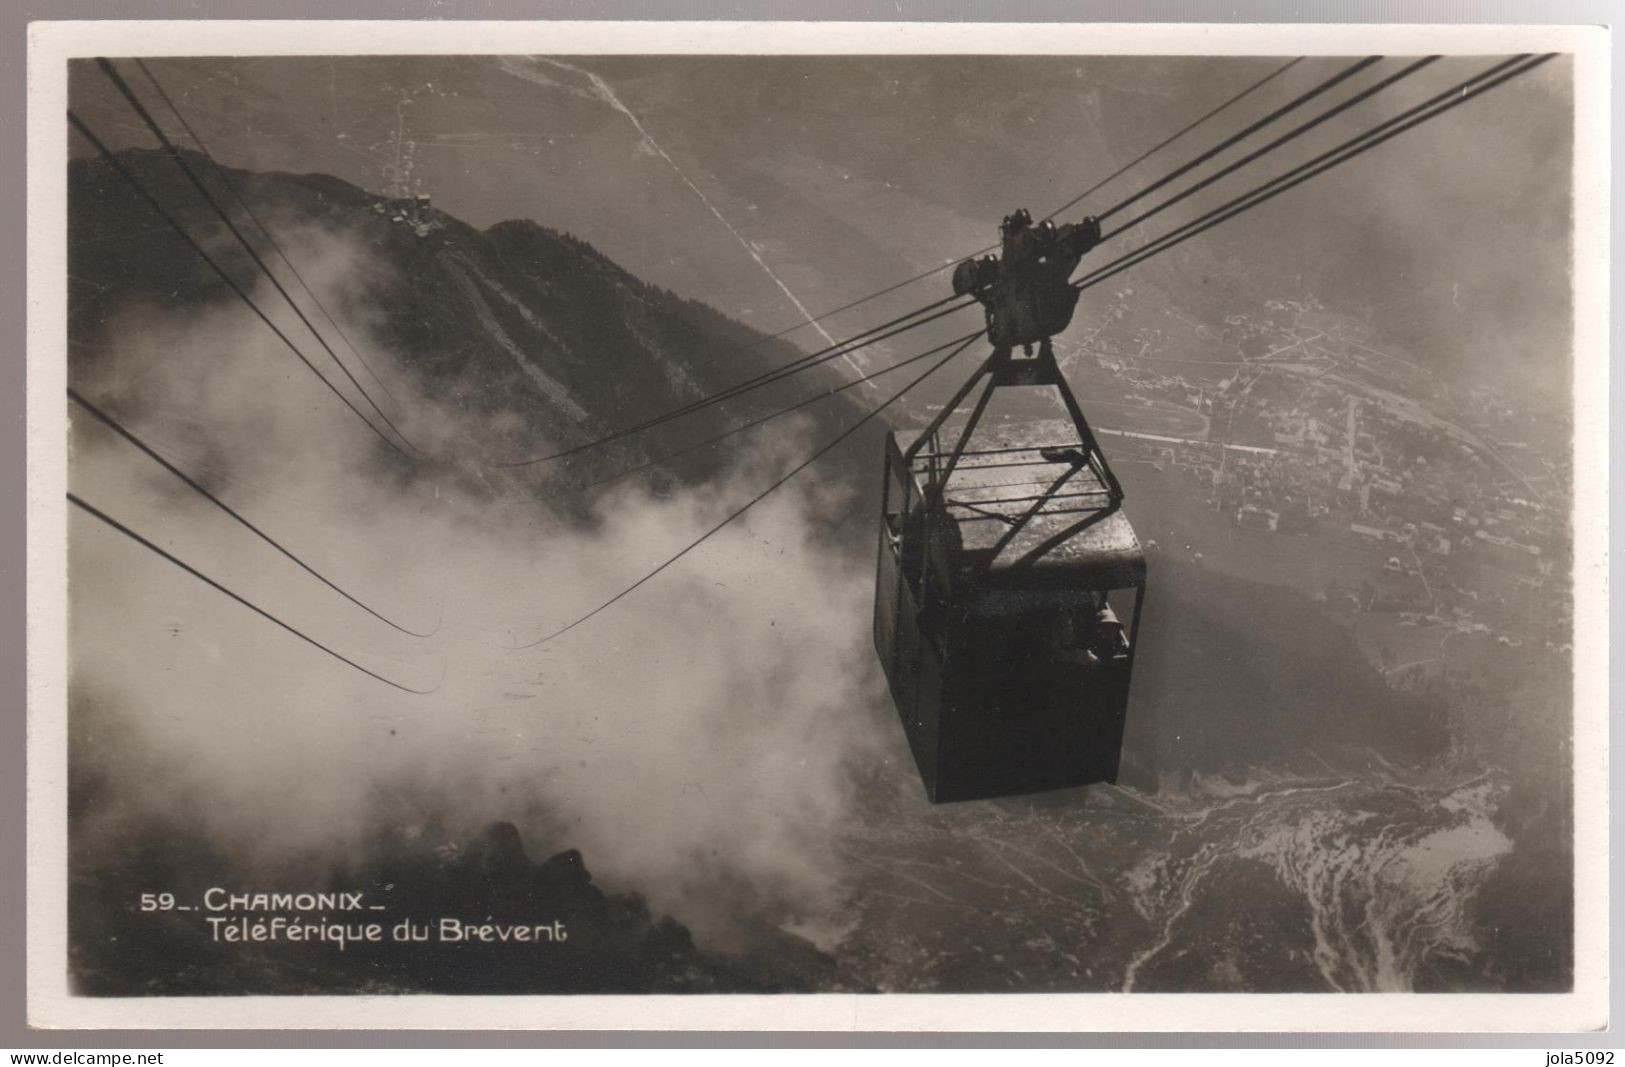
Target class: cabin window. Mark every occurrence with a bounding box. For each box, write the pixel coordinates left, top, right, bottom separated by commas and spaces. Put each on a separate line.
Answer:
882, 444, 913, 541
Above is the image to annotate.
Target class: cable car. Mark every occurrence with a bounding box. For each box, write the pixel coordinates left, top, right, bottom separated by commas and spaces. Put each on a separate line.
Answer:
873, 209, 1146, 802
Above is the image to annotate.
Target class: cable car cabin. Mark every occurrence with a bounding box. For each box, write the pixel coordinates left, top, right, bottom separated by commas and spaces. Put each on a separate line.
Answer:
874, 431, 1145, 802
874, 207, 1144, 801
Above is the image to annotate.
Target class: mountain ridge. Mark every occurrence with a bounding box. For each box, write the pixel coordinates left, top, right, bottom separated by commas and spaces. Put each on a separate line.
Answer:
67, 147, 877, 500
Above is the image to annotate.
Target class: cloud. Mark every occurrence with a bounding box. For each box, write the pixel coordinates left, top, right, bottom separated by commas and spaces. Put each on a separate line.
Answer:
68, 225, 890, 939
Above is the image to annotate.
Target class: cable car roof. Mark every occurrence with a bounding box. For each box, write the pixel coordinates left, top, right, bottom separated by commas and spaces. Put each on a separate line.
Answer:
891, 430, 1145, 590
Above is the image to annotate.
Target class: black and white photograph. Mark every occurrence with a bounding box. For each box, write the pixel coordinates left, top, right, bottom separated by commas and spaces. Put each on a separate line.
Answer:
26, 21, 1608, 1031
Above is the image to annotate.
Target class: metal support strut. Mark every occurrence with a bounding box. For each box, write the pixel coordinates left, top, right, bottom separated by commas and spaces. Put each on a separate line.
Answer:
901, 339, 1125, 511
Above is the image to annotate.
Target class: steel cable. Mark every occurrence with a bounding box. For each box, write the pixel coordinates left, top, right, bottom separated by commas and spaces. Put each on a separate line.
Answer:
745, 56, 1308, 347
493, 296, 977, 467
585, 329, 987, 488
491, 57, 1315, 468
134, 58, 410, 416
71, 388, 441, 638
507, 331, 984, 648
69, 110, 417, 460
1101, 55, 1441, 241
69, 493, 442, 694
1073, 55, 1548, 296
1096, 55, 1382, 223
97, 58, 422, 456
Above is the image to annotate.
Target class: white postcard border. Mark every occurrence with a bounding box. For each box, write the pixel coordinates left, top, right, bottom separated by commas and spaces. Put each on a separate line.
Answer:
25, 19, 1610, 1032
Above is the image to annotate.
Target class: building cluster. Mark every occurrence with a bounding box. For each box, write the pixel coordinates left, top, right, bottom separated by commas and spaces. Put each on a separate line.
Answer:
1083, 297, 1572, 651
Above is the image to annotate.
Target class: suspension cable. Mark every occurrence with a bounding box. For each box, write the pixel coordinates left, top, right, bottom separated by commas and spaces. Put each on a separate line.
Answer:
70, 388, 440, 638
495, 56, 1313, 469
493, 295, 977, 467
585, 329, 986, 489
747, 56, 1307, 347
69, 110, 416, 460
499, 58, 1393, 472
548, 53, 1554, 651
508, 331, 984, 648
1074, 55, 1548, 296
1101, 55, 1440, 241
649, 56, 1343, 436
1097, 55, 1381, 222
69, 493, 441, 694
510, 54, 1554, 648
595, 295, 969, 435
96, 58, 422, 456
1041, 56, 1306, 223
133, 58, 409, 415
